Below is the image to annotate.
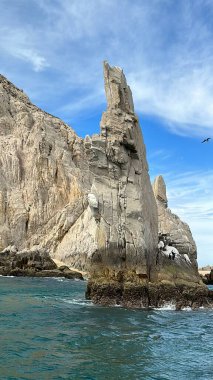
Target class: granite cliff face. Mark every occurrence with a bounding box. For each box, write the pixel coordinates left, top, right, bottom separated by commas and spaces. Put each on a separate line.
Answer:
0, 73, 91, 269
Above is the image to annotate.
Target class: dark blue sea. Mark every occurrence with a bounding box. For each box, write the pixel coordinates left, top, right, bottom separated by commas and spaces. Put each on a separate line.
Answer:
0, 277, 212, 380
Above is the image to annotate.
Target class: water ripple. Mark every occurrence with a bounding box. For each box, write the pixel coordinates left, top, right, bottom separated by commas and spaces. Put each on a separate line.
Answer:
0, 277, 213, 380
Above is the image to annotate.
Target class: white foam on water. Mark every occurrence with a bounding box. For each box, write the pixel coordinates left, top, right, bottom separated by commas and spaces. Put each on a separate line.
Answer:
0, 275, 15, 278
154, 303, 176, 311
54, 277, 66, 282
61, 298, 94, 307
154, 305, 210, 311
43, 277, 84, 282
42, 276, 67, 281
182, 306, 192, 311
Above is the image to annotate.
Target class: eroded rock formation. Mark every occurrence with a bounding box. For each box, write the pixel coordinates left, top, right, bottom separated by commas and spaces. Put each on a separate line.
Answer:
86, 65, 208, 308
0, 63, 211, 308
87, 62, 158, 284
0, 246, 83, 279
153, 175, 197, 267
0, 64, 158, 279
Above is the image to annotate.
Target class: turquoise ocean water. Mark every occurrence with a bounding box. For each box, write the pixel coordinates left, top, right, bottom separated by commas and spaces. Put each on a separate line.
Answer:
0, 277, 212, 380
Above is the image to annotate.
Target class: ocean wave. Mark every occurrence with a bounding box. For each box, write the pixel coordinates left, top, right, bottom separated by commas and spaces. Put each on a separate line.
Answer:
52, 277, 66, 282
154, 303, 176, 311
0, 275, 15, 278
43, 276, 84, 282
41, 276, 67, 281
154, 305, 210, 311
61, 298, 94, 307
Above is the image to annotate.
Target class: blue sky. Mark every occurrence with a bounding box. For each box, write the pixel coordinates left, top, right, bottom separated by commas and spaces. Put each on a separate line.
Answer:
0, 0, 212, 266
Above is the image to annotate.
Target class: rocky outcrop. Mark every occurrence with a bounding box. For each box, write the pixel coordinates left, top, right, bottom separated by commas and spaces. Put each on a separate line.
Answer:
153, 175, 197, 267
0, 63, 210, 308
207, 269, 213, 285
86, 282, 213, 309
199, 267, 213, 285
0, 64, 158, 279
86, 64, 208, 309
57, 63, 159, 283
0, 246, 83, 279
87, 62, 158, 288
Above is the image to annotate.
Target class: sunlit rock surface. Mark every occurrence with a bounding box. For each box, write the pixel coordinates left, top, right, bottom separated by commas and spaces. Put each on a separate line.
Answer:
87, 62, 158, 285
0, 73, 91, 269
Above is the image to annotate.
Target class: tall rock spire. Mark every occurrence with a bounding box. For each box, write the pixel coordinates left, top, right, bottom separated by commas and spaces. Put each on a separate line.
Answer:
86, 62, 158, 303
86, 64, 207, 308
103, 61, 134, 113
153, 175, 168, 207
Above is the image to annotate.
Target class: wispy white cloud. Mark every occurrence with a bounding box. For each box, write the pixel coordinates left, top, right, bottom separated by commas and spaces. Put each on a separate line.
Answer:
148, 149, 172, 161
59, 88, 105, 116
130, 64, 213, 137
12, 48, 49, 72
0, 26, 49, 72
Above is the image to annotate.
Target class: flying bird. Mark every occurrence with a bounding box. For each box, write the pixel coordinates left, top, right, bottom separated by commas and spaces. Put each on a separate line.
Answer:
202, 138, 211, 143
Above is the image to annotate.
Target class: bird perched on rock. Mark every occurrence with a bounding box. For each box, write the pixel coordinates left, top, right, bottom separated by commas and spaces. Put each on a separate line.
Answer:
202, 138, 211, 143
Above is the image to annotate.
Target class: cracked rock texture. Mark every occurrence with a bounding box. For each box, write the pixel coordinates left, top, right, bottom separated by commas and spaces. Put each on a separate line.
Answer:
153, 175, 197, 267
87, 62, 158, 283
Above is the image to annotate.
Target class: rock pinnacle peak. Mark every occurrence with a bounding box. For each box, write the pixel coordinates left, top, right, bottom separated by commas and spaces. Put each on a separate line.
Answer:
103, 61, 134, 113
153, 175, 168, 207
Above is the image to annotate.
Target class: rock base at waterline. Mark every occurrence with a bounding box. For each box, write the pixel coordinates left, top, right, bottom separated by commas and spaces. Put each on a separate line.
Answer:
0, 248, 83, 280
86, 281, 213, 310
